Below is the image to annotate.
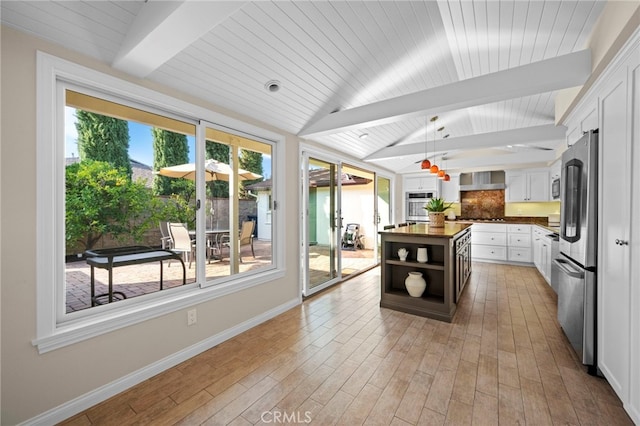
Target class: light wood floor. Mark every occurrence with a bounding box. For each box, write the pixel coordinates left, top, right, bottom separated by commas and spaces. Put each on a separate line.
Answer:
61, 262, 633, 425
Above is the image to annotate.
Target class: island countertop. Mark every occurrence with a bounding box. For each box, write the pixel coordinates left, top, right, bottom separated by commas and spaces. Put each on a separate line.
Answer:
379, 222, 472, 238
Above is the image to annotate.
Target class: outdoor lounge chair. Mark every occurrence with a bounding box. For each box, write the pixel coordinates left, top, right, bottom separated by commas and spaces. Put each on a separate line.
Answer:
168, 222, 196, 268
221, 220, 255, 263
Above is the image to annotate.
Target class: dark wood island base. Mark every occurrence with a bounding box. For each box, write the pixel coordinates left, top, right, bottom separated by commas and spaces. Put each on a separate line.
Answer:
379, 223, 472, 322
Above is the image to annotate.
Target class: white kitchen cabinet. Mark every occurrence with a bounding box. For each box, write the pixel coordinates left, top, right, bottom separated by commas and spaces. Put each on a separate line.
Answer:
631, 52, 640, 425
472, 223, 534, 264
532, 227, 543, 270
404, 175, 437, 192
598, 45, 634, 416
471, 223, 507, 262
505, 169, 550, 202
532, 226, 551, 283
439, 174, 460, 202
507, 224, 531, 262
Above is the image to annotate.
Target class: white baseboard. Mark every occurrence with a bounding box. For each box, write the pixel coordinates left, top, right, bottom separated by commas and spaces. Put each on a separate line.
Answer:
21, 297, 300, 426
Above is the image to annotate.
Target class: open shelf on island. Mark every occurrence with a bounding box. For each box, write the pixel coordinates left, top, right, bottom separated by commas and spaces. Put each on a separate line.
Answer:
385, 259, 445, 270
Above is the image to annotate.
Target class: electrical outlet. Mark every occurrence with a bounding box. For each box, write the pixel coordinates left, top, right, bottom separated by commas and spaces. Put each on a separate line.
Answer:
187, 309, 197, 326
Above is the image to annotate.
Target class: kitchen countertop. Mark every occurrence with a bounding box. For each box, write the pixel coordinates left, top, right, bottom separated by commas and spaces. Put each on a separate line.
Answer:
380, 222, 472, 238
445, 218, 559, 234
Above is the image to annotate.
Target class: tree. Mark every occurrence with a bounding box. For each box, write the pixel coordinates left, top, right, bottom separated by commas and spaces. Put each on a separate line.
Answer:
75, 110, 131, 178
65, 160, 158, 250
152, 128, 191, 198
206, 142, 230, 198
239, 149, 263, 198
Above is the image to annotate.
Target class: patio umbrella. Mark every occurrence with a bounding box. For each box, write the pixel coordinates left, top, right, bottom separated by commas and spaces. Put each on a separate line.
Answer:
155, 159, 261, 182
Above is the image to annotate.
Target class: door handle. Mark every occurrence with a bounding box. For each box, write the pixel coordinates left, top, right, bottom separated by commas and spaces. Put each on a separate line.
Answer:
553, 258, 584, 279
615, 239, 629, 246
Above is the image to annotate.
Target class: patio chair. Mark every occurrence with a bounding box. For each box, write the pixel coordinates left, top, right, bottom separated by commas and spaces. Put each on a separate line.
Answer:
159, 221, 173, 249
220, 220, 255, 263
168, 222, 196, 268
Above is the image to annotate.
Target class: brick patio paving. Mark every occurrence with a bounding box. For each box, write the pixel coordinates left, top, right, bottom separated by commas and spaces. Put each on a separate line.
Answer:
65, 240, 377, 313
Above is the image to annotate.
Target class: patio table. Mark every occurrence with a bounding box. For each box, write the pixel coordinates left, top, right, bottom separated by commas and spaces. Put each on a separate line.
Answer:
84, 246, 186, 306
189, 229, 230, 260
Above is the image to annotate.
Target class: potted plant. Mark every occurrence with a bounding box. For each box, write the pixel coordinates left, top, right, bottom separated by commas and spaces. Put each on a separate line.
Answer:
423, 197, 454, 228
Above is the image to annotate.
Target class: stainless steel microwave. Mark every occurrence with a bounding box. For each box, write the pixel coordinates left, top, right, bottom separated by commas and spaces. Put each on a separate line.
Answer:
552, 178, 560, 199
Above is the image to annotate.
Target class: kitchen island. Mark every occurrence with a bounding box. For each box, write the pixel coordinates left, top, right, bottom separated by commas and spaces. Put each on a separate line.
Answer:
379, 223, 472, 322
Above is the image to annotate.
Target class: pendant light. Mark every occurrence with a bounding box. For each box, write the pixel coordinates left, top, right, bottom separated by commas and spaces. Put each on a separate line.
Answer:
430, 123, 441, 174
442, 133, 451, 181
437, 126, 446, 178
420, 116, 433, 170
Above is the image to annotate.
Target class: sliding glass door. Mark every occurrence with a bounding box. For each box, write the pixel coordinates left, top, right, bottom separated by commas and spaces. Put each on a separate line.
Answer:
301, 152, 393, 296
377, 176, 392, 262
302, 155, 340, 295
340, 164, 377, 278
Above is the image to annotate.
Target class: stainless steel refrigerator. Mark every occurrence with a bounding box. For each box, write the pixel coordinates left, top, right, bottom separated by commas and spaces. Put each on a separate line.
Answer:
553, 129, 598, 375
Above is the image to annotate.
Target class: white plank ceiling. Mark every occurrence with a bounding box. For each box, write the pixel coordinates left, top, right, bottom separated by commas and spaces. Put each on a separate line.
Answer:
1, 0, 606, 173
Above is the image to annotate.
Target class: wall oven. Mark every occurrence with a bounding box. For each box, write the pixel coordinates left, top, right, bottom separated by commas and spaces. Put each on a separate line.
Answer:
553, 129, 598, 375
405, 191, 434, 222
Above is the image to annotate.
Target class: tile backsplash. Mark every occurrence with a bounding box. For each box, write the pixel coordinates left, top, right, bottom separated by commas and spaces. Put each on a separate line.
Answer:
460, 190, 505, 218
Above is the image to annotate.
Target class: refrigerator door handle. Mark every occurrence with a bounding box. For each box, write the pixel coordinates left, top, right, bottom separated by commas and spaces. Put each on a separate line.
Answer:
553, 258, 585, 279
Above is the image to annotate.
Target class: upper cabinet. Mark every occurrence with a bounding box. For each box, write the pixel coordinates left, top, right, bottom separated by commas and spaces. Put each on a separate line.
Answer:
404, 175, 437, 192
439, 174, 460, 202
505, 168, 550, 202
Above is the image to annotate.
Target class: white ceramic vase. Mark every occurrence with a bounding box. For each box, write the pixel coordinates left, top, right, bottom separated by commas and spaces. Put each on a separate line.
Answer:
405, 272, 426, 297
417, 247, 428, 263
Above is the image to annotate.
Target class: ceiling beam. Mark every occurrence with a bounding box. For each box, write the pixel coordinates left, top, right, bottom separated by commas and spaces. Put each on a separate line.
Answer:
299, 50, 590, 138
433, 150, 558, 172
112, 1, 247, 78
364, 124, 567, 161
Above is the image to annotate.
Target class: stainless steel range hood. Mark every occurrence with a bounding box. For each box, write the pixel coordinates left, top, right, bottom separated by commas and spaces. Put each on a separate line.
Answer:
459, 171, 505, 191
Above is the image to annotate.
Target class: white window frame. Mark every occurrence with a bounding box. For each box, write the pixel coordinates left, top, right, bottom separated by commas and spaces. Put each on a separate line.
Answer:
34, 52, 285, 354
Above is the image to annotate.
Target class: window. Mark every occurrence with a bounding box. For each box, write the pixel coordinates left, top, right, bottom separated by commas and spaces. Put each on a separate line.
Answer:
34, 52, 284, 353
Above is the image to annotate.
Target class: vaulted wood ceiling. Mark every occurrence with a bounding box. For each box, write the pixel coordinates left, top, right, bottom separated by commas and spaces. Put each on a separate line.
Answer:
1, 1, 606, 173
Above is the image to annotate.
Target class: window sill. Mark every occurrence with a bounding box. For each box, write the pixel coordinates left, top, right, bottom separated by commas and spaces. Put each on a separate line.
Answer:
33, 269, 286, 354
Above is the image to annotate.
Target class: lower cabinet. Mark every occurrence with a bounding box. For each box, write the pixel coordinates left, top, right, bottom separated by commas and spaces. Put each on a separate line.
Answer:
507, 224, 531, 262
471, 223, 507, 261
532, 226, 552, 284
471, 223, 532, 263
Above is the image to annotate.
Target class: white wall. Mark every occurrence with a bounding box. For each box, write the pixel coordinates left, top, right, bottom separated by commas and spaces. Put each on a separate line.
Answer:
309, 182, 376, 249
340, 182, 376, 249
0, 26, 300, 424
256, 191, 272, 240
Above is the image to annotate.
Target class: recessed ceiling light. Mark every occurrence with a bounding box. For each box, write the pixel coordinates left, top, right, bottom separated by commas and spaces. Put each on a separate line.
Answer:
359, 133, 369, 139
264, 80, 281, 93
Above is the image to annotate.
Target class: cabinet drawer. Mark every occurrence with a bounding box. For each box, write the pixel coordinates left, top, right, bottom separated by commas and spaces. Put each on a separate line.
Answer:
507, 224, 531, 234
508, 233, 531, 247
508, 247, 531, 262
472, 223, 507, 232
472, 232, 507, 246
473, 244, 507, 260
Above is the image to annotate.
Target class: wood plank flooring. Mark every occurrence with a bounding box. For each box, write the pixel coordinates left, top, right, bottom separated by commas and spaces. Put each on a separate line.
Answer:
60, 262, 633, 425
